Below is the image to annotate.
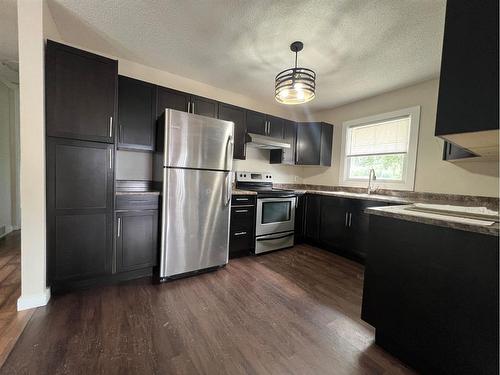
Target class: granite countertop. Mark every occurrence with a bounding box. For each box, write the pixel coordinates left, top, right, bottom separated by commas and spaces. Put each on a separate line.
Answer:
116, 190, 161, 196
232, 189, 257, 196
304, 190, 411, 204
366, 205, 499, 236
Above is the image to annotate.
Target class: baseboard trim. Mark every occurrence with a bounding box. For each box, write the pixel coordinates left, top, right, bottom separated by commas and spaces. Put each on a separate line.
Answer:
0, 225, 13, 239
17, 288, 51, 311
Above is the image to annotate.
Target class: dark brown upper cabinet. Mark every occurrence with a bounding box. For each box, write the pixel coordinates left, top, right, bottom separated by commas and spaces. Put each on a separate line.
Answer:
246, 111, 284, 137
434, 0, 499, 155
267, 115, 284, 138
118, 76, 157, 151
246, 110, 267, 135
45, 40, 117, 143
320, 123, 333, 166
296, 122, 322, 165
270, 120, 297, 165
218, 103, 246, 160
156, 86, 190, 116
157, 86, 217, 118
191, 95, 218, 118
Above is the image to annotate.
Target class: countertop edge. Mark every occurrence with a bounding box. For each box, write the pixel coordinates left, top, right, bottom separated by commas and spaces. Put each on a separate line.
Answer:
365, 205, 499, 237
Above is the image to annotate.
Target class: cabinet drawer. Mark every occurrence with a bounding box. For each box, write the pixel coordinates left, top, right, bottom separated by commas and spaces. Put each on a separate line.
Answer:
229, 230, 254, 254
230, 206, 254, 231
231, 195, 256, 206
116, 194, 159, 210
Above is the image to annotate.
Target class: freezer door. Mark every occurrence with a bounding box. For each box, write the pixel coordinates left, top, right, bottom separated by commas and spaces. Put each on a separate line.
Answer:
160, 168, 232, 278
163, 109, 234, 171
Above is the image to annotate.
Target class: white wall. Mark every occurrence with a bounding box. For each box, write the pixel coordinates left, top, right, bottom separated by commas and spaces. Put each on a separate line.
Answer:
17, 0, 51, 310
302, 79, 499, 197
0, 81, 13, 235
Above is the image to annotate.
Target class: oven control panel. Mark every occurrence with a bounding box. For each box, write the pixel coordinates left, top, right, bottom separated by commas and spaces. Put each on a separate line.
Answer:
235, 171, 273, 183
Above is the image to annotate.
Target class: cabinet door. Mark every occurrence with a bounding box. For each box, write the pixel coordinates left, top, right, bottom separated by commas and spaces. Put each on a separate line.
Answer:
270, 120, 297, 164
46, 40, 117, 143
347, 200, 389, 263
46, 138, 114, 283
319, 196, 349, 250
296, 122, 321, 165
435, 0, 498, 136
267, 115, 284, 138
116, 211, 158, 272
294, 194, 306, 244
304, 194, 321, 242
320, 123, 333, 166
218, 103, 246, 159
118, 76, 156, 151
246, 110, 267, 135
157, 87, 190, 117
191, 95, 218, 118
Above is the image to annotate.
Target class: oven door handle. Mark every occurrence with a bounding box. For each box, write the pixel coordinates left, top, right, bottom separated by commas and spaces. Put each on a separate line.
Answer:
256, 233, 294, 242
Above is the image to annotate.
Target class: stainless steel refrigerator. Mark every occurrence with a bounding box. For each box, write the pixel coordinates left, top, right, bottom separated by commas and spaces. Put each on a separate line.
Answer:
154, 109, 234, 280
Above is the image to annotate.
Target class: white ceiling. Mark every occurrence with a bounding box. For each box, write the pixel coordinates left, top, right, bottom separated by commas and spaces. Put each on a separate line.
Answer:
4, 0, 447, 111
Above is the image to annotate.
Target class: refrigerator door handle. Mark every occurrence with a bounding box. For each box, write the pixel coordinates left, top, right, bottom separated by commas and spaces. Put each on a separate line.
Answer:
225, 172, 232, 206
225, 135, 233, 171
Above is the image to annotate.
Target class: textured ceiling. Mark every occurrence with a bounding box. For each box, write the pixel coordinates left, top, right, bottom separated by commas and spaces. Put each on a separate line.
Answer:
50, 1, 446, 111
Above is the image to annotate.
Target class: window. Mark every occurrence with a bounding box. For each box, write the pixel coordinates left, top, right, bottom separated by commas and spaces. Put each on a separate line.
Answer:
340, 106, 420, 191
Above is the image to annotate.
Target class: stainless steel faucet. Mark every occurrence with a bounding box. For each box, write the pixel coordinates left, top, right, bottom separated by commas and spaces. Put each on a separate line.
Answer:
367, 168, 377, 194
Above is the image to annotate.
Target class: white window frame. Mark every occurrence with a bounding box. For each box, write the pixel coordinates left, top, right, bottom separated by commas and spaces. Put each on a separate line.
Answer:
339, 106, 421, 191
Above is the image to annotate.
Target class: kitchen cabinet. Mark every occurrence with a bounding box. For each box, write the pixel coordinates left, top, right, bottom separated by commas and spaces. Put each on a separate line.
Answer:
157, 87, 218, 118
270, 120, 297, 165
115, 210, 158, 272
246, 110, 285, 137
434, 0, 498, 156
191, 95, 218, 118
229, 195, 256, 258
218, 103, 246, 160
296, 122, 334, 166
118, 76, 157, 151
246, 110, 267, 135
305, 194, 391, 263
293, 193, 306, 244
46, 138, 114, 288
320, 123, 333, 166
296, 122, 321, 165
156, 87, 190, 116
442, 141, 477, 161
362, 215, 499, 375
304, 194, 321, 243
45, 40, 118, 143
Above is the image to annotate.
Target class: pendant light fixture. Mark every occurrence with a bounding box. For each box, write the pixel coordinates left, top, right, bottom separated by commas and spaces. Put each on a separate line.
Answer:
275, 41, 316, 105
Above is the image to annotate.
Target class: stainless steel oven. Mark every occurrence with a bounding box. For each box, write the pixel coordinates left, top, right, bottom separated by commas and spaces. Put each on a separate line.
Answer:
236, 171, 297, 254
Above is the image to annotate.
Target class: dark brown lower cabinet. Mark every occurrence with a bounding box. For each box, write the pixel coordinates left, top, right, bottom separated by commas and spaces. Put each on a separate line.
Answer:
46, 137, 114, 290
362, 215, 499, 375
229, 195, 256, 258
305, 194, 391, 264
115, 210, 158, 272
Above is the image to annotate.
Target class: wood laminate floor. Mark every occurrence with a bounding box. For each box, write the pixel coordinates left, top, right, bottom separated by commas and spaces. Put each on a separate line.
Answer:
2, 244, 416, 374
0, 231, 34, 368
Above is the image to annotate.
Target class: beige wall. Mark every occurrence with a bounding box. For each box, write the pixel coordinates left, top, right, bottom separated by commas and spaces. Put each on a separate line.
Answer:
302, 79, 499, 197
0, 81, 13, 234
17, 0, 51, 310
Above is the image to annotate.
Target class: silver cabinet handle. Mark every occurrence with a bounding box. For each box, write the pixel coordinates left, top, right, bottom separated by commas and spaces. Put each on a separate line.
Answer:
235, 209, 248, 213
349, 213, 352, 227
235, 198, 249, 201
119, 123, 123, 142
345, 212, 348, 227
109, 149, 112, 169
234, 231, 247, 236
109, 117, 113, 137
187, 101, 191, 113
192, 102, 195, 114
117, 217, 121, 237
